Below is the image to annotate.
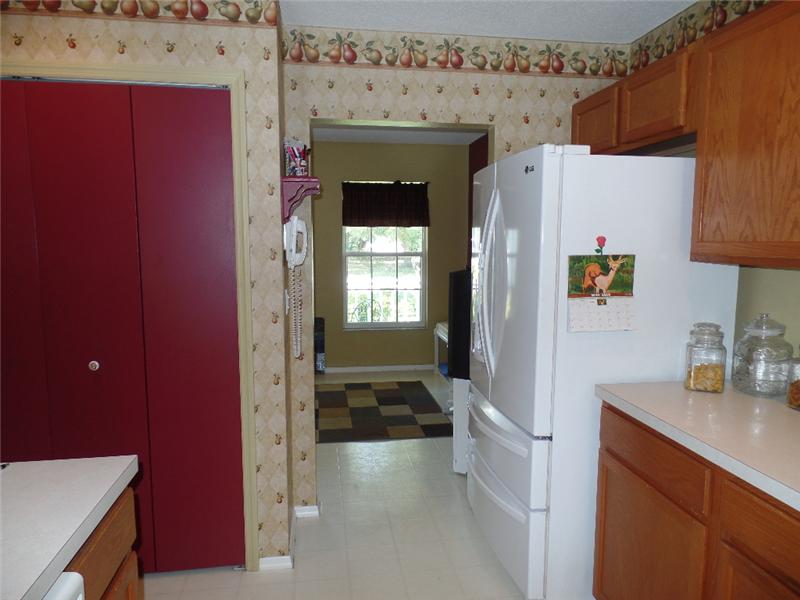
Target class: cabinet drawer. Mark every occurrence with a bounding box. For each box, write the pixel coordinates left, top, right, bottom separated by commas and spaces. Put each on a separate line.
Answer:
101, 551, 139, 600
67, 488, 137, 600
719, 477, 800, 590
600, 405, 712, 520
571, 85, 619, 153
619, 51, 688, 143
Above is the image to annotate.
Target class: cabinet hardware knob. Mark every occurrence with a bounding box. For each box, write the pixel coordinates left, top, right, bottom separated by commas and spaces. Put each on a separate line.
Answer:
88, 360, 100, 371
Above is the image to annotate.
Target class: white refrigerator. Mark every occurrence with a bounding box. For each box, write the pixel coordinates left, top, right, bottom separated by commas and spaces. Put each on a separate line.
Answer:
466, 144, 738, 600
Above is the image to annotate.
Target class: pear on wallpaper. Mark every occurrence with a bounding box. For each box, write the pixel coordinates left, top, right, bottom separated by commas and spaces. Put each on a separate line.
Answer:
263, 0, 277, 25
72, 0, 96, 13
244, 2, 262, 24
190, 0, 208, 20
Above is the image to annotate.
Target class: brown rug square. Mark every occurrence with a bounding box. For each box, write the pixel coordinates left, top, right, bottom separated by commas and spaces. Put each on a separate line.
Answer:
315, 381, 453, 443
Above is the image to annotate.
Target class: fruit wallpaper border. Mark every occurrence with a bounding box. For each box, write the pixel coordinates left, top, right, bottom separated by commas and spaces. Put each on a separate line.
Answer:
629, 0, 769, 72
0, 0, 279, 25
278, 24, 631, 78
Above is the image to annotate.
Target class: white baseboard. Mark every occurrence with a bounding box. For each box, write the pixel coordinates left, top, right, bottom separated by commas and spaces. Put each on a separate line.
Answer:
294, 505, 320, 518
322, 364, 433, 373
259, 555, 293, 570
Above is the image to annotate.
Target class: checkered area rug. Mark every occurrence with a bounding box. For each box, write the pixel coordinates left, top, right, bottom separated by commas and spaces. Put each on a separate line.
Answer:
315, 381, 453, 443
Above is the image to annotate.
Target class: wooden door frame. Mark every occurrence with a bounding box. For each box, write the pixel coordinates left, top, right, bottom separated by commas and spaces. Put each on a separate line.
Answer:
1, 61, 259, 571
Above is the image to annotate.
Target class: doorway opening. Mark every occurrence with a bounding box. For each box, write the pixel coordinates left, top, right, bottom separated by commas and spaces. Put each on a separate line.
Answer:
306, 120, 491, 506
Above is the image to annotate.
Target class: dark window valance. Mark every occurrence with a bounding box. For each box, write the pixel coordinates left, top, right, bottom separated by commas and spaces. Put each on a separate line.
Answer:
341, 181, 430, 227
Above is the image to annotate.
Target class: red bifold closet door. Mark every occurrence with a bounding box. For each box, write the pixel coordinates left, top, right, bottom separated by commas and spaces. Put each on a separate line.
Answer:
0, 81, 53, 462
23, 81, 157, 570
131, 86, 244, 570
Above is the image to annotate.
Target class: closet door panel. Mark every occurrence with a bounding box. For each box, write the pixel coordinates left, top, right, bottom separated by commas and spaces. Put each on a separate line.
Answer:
131, 86, 244, 570
0, 80, 53, 462
24, 81, 157, 571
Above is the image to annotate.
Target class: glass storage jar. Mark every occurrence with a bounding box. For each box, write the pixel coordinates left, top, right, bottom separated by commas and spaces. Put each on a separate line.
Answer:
788, 356, 800, 411
684, 322, 726, 393
732, 314, 793, 397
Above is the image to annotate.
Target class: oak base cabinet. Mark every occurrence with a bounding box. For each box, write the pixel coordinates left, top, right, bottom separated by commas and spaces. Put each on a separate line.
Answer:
595, 405, 800, 600
67, 488, 140, 600
594, 450, 706, 600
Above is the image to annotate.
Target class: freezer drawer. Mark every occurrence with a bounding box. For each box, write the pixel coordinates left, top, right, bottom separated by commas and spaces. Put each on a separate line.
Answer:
467, 445, 546, 600
468, 388, 549, 509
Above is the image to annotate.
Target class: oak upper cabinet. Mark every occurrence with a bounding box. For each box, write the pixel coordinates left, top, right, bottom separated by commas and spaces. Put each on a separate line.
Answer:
571, 85, 619, 153
618, 50, 689, 145
691, 1, 800, 267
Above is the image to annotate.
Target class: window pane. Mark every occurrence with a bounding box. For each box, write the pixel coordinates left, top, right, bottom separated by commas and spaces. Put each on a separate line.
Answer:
345, 227, 370, 253
346, 256, 371, 289
372, 290, 397, 322
371, 227, 396, 252
398, 256, 421, 289
397, 227, 423, 252
398, 290, 421, 322
372, 257, 397, 288
347, 290, 372, 323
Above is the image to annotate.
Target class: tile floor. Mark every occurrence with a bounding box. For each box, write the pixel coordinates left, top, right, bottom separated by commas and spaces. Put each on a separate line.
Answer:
145, 372, 521, 600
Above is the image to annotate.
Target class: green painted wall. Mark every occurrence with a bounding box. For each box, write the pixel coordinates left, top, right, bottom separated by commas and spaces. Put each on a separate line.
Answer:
735, 267, 800, 352
312, 141, 469, 367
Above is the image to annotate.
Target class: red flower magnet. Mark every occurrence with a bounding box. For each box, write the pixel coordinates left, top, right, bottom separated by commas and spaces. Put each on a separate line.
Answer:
595, 235, 606, 255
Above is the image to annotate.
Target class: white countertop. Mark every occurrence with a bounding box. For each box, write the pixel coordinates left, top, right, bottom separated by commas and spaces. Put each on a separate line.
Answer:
0, 455, 138, 600
596, 382, 800, 512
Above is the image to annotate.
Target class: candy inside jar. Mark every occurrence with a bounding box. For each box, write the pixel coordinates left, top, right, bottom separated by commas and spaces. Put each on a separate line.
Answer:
684, 322, 726, 393
788, 356, 800, 411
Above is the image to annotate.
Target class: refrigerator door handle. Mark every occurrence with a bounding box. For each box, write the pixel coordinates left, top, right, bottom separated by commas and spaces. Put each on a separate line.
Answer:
480, 190, 499, 377
468, 402, 528, 458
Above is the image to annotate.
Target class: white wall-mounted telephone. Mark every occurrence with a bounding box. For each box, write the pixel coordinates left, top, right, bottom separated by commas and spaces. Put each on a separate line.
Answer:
283, 216, 307, 359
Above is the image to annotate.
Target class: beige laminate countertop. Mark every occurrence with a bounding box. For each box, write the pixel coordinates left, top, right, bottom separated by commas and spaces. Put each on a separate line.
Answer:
595, 382, 800, 512
0, 455, 138, 600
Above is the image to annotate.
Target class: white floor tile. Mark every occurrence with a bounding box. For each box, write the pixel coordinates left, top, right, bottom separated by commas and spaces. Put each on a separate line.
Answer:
443, 537, 500, 568
292, 549, 348, 582
181, 568, 242, 592
346, 543, 403, 579
143, 572, 186, 595
390, 516, 442, 545
396, 540, 453, 575
236, 582, 293, 600
293, 578, 350, 600
402, 568, 465, 600
350, 573, 409, 600
456, 564, 522, 599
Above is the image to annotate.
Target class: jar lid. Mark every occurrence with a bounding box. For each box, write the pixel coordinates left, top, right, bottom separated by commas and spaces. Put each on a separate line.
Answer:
743, 313, 786, 337
691, 322, 724, 339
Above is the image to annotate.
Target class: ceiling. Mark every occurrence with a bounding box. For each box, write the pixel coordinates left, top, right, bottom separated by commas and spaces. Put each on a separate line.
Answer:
312, 124, 489, 145
280, 0, 694, 45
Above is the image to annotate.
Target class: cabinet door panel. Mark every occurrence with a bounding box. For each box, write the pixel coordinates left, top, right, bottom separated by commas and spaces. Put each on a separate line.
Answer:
692, 2, 800, 266
131, 85, 244, 570
0, 80, 53, 461
712, 543, 800, 600
571, 85, 619, 153
619, 51, 688, 143
594, 450, 706, 600
24, 81, 156, 571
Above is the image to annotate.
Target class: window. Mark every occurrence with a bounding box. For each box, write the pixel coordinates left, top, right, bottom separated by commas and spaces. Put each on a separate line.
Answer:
343, 226, 426, 328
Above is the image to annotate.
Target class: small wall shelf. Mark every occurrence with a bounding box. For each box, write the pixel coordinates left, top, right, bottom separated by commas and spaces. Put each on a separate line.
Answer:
281, 176, 320, 223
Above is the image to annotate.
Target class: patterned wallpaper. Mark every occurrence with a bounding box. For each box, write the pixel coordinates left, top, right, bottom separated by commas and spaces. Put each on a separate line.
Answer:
629, 0, 768, 72
0, 11, 292, 558
280, 24, 630, 77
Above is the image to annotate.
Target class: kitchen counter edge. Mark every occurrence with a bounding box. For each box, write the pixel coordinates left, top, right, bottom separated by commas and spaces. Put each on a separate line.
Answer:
595, 382, 800, 513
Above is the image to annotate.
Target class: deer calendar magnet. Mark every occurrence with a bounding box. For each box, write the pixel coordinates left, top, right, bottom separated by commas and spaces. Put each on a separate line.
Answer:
566, 254, 636, 333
